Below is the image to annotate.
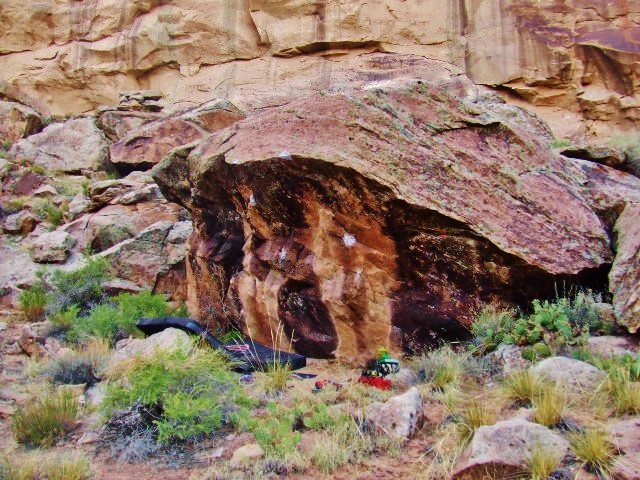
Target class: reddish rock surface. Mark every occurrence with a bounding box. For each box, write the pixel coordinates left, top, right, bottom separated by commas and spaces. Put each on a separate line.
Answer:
0, 100, 42, 142
610, 203, 640, 333
110, 100, 245, 173
154, 83, 638, 360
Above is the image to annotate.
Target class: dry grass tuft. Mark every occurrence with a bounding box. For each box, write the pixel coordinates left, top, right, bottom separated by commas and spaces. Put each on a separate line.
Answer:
569, 429, 616, 477
532, 383, 565, 427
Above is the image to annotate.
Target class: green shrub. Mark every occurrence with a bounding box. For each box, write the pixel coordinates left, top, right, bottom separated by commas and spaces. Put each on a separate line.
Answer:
233, 402, 301, 459
104, 345, 252, 445
46, 353, 99, 386
0, 453, 91, 480
502, 370, 548, 406
572, 348, 640, 382
12, 389, 78, 447
18, 283, 47, 321
32, 198, 66, 226
69, 290, 172, 342
607, 367, 640, 415
569, 429, 615, 477
551, 138, 572, 149
46, 256, 110, 315
49, 305, 80, 331
301, 401, 349, 431
412, 346, 467, 389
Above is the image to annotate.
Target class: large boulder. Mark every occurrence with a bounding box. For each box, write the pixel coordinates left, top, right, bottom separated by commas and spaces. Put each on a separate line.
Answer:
0, 100, 42, 142
530, 357, 607, 392
109, 328, 192, 367
99, 220, 191, 301
9, 118, 109, 173
610, 203, 640, 333
452, 420, 570, 480
109, 99, 244, 172
609, 417, 640, 480
29, 230, 76, 263
365, 387, 423, 439
154, 83, 640, 360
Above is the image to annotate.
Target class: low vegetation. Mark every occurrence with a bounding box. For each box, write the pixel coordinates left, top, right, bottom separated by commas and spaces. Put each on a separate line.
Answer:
0, 453, 92, 480
527, 443, 563, 480
12, 389, 79, 447
569, 429, 615, 477
502, 370, 548, 406
104, 344, 253, 446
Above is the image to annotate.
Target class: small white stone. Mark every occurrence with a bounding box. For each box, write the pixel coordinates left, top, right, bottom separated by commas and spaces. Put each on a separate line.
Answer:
278, 150, 293, 160
278, 247, 288, 263
249, 193, 256, 206
342, 233, 356, 247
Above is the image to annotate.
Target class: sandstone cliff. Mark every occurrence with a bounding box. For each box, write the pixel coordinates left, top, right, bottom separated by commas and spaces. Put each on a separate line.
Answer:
2, 0, 640, 140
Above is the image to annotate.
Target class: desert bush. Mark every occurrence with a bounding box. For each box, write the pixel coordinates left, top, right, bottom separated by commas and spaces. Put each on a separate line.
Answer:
233, 402, 301, 459
0, 453, 91, 480
607, 367, 640, 415
69, 290, 172, 342
32, 198, 66, 227
573, 348, 640, 382
502, 370, 548, 406
12, 389, 78, 447
18, 283, 47, 321
104, 345, 252, 445
551, 138, 572, 149
260, 361, 293, 394
412, 346, 467, 389
569, 429, 615, 476
527, 443, 563, 480
45, 342, 107, 386
45, 256, 110, 315
532, 383, 565, 427
470, 306, 515, 352
453, 398, 496, 444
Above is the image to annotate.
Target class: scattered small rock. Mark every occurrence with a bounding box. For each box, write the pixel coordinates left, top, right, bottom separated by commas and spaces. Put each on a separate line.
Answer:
0, 321, 7, 332
77, 430, 100, 445
230, 443, 264, 466
365, 386, 423, 439
609, 417, 640, 480
489, 344, 531, 374
0, 404, 15, 419
2, 210, 39, 235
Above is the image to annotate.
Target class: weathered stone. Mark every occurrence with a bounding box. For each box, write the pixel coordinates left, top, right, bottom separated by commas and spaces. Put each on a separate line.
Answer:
32, 185, 57, 197
109, 328, 191, 367
390, 368, 419, 390
29, 230, 76, 263
154, 84, 624, 359
230, 443, 264, 466
2, 210, 39, 234
609, 417, 640, 480
0, 100, 42, 141
9, 118, 109, 173
97, 109, 161, 142
365, 387, 423, 439
530, 357, 607, 392
17, 324, 44, 357
452, 420, 570, 480
109, 100, 244, 172
99, 220, 188, 300
489, 344, 532, 374
0, 404, 15, 419
588, 336, 638, 359
610, 203, 640, 333
85, 383, 107, 407
101, 278, 143, 296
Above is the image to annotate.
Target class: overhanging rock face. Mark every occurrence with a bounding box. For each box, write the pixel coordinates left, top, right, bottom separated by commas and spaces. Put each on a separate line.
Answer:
154, 83, 632, 361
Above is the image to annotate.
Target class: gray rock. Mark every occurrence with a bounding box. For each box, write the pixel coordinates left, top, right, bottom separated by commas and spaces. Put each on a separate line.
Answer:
29, 230, 76, 263
587, 335, 638, 359
109, 328, 191, 367
9, 117, 109, 173
489, 344, 532, 374
453, 420, 570, 479
2, 210, 39, 234
230, 443, 264, 466
365, 386, 423, 439
530, 356, 607, 392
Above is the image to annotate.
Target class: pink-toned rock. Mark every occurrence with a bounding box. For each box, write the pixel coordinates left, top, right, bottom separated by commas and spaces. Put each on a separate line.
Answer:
154, 84, 628, 359
530, 357, 607, 392
365, 387, 423, 439
9, 117, 109, 173
452, 420, 569, 480
588, 336, 639, 359
109, 100, 244, 172
610, 203, 640, 333
17, 324, 45, 357
29, 230, 76, 263
97, 109, 161, 142
609, 417, 640, 480
0, 100, 42, 141
0, 404, 15, 419
2, 210, 39, 234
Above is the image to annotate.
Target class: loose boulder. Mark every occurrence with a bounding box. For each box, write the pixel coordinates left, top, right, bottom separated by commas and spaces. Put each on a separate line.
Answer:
365, 387, 423, 439
29, 230, 76, 263
529, 357, 607, 392
452, 420, 570, 479
609, 417, 640, 480
610, 203, 640, 333
0, 100, 42, 141
108, 328, 191, 367
9, 117, 109, 173
110, 100, 244, 173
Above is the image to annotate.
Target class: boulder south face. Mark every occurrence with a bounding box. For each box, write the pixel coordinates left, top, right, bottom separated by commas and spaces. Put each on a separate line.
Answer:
154, 83, 640, 361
